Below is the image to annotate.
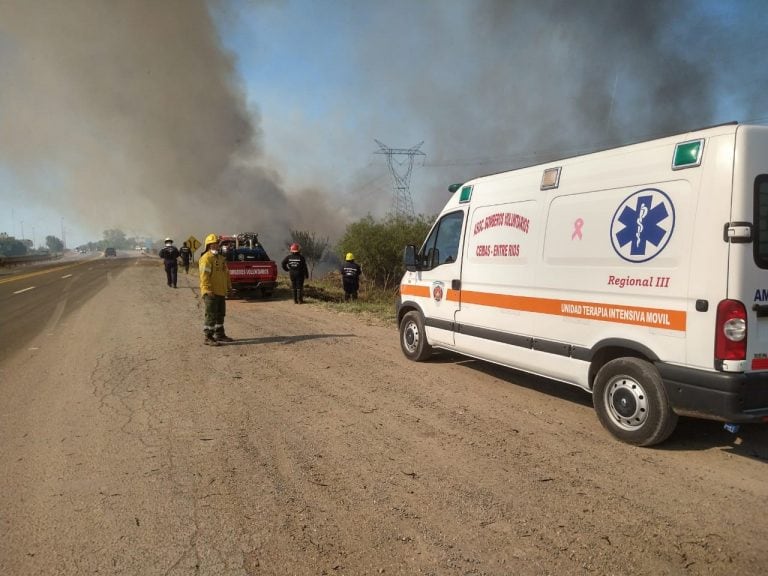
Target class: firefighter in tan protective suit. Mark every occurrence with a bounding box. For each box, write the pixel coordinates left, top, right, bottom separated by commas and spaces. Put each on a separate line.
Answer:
199, 233, 233, 345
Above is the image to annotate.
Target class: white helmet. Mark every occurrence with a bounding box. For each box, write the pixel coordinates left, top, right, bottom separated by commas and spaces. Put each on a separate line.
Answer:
164, 237, 173, 244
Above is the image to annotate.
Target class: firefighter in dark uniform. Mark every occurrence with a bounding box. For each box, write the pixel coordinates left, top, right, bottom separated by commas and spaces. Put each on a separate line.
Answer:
159, 237, 180, 288
341, 252, 362, 301
179, 241, 192, 274
281, 243, 309, 304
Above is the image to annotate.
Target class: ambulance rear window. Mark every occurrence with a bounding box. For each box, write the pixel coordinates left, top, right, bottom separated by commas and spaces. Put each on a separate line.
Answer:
755, 176, 768, 268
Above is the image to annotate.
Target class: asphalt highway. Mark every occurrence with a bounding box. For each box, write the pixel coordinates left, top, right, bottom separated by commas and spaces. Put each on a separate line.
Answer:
0, 254, 132, 363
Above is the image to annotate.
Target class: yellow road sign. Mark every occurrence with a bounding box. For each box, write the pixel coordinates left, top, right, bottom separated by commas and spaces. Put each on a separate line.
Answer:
187, 235, 201, 252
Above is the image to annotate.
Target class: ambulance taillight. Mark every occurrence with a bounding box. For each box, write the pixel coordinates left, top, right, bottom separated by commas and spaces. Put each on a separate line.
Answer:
715, 299, 747, 362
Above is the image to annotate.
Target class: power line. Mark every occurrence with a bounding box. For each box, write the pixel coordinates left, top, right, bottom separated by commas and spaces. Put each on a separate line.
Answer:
374, 140, 426, 218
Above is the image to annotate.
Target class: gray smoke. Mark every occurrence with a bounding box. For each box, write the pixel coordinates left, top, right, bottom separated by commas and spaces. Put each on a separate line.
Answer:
1, 0, 766, 247
0, 0, 347, 249
352, 0, 768, 215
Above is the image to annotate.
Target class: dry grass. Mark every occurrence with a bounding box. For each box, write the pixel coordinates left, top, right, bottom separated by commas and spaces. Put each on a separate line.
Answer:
297, 272, 399, 323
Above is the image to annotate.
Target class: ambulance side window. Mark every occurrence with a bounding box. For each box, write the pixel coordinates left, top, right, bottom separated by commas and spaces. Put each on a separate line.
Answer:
755, 176, 768, 269
420, 211, 463, 269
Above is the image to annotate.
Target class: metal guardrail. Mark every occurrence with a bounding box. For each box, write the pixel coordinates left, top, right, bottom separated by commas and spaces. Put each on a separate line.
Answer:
0, 253, 61, 267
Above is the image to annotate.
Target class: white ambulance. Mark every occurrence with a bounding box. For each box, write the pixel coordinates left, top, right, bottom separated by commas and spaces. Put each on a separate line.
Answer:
397, 122, 768, 446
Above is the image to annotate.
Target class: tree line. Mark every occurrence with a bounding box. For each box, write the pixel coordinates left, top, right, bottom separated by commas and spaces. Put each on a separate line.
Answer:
6, 215, 435, 290
289, 213, 433, 291
0, 234, 64, 257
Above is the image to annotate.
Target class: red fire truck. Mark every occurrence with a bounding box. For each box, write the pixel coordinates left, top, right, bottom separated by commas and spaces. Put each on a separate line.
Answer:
218, 233, 278, 298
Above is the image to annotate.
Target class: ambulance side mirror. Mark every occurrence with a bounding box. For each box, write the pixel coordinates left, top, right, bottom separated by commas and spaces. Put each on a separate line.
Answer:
404, 245, 419, 271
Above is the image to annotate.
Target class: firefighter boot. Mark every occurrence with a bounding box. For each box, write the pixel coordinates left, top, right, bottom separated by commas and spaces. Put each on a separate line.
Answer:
293, 288, 299, 304
204, 330, 220, 346
298, 288, 304, 304
214, 327, 234, 343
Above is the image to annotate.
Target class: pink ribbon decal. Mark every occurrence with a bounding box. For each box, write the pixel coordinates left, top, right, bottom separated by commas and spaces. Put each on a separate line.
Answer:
572, 218, 584, 240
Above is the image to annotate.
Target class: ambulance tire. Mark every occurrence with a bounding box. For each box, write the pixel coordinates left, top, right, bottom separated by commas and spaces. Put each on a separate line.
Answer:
593, 357, 678, 447
400, 311, 432, 361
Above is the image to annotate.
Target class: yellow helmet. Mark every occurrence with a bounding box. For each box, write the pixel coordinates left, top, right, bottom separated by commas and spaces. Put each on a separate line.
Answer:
346, 252, 354, 261
204, 233, 219, 247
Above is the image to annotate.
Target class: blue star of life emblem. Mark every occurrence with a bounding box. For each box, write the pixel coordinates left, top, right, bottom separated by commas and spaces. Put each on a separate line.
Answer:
610, 188, 675, 263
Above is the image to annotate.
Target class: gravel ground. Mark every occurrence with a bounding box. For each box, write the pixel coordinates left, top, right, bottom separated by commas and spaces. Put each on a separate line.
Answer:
1, 259, 766, 575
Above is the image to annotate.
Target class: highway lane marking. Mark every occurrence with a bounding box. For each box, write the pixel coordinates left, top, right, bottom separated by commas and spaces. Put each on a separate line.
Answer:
61, 274, 73, 279
0, 260, 92, 285
13, 286, 36, 294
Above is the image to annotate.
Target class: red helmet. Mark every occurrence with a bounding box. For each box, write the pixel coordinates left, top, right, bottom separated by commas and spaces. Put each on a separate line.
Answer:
290, 243, 300, 253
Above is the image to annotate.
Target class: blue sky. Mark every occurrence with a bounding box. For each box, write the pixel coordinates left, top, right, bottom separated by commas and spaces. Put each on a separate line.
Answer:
1, 0, 767, 249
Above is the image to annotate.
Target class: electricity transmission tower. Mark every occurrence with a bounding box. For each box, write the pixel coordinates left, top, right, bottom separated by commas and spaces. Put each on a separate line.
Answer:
374, 140, 426, 218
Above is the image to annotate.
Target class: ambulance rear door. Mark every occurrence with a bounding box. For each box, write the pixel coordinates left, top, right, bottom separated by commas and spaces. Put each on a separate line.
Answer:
728, 125, 768, 373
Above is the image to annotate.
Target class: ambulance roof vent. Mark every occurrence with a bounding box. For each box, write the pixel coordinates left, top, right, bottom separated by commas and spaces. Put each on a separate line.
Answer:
541, 166, 561, 190
672, 139, 704, 170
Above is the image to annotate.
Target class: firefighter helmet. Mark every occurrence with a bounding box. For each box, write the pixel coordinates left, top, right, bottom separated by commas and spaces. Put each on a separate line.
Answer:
204, 233, 219, 247
346, 252, 354, 261
290, 243, 300, 253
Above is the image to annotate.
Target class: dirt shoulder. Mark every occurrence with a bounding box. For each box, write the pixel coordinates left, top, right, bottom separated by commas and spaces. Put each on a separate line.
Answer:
1, 260, 766, 575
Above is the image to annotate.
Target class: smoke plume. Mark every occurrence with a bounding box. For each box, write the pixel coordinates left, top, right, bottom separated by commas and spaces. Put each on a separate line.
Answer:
0, 0, 346, 249
1, 0, 767, 247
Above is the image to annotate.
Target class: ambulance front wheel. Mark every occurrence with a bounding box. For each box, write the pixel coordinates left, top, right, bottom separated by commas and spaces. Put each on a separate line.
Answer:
593, 357, 678, 447
400, 311, 432, 361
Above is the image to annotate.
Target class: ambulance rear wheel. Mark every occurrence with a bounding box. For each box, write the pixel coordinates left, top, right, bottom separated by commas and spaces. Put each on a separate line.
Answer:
593, 357, 678, 447
400, 311, 432, 361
